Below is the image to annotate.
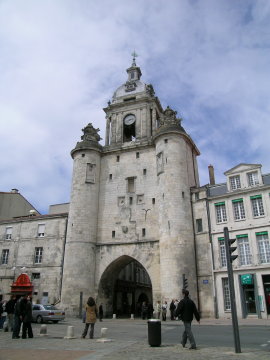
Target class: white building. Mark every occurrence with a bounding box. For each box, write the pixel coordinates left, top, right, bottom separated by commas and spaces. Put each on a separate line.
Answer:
192, 163, 270, 319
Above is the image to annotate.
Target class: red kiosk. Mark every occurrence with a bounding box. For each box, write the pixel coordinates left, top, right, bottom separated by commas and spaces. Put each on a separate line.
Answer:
11, 273, 33, 296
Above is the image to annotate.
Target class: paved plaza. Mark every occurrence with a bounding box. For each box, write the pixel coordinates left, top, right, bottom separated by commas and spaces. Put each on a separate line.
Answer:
0, 317, 269, 360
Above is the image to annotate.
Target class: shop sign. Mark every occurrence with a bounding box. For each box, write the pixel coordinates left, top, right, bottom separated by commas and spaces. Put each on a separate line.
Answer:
241, 274, 253, 285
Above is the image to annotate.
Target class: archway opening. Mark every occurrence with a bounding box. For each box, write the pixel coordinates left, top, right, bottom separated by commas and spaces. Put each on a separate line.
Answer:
97, 256, 152, 318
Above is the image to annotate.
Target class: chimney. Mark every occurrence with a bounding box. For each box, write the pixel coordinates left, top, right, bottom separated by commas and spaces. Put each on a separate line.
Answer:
208, 165, 215, 185
11, 189, 19, 193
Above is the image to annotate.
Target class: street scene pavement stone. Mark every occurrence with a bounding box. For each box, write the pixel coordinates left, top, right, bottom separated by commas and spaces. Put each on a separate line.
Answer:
0, 317, 269, 360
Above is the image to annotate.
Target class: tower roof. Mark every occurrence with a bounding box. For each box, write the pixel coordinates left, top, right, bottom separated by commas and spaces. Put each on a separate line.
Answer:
111, 54, 155, 103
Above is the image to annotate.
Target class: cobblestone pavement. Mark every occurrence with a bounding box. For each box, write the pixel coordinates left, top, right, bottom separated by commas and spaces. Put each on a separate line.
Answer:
0, 317, 269, 360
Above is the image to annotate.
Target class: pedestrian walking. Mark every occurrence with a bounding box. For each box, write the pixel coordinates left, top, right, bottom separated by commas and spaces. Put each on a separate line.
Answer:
6, 296, 16, 331
162, 301, 167, 321
155, 301, 161, 319
175, 290, 200, 350
99, 303, 103, 322
81, 297, 98, 339
169, 299, 176, 320
20, 295, 33, 339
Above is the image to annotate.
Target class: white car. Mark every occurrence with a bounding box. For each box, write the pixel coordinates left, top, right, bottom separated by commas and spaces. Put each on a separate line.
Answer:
32, 304, 65, 323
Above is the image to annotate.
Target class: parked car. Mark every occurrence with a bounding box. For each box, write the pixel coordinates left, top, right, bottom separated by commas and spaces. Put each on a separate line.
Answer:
32, 304, 65, 323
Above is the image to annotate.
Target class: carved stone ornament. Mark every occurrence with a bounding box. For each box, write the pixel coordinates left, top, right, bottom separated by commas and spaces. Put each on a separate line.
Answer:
81, 123, 102, 142
159, 106, 182, 127
146, 84, 155, 96
122, 226, 128, 234
125, 81, 137, 92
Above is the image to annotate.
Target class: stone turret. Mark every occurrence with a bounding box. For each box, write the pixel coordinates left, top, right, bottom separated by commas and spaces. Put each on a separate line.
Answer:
154, 106, 200, 301
60, 124, 102, 313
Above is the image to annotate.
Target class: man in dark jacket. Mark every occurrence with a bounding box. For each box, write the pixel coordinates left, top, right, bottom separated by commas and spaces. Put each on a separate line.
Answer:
175, 290, 200, 350
20, 295, 33, 339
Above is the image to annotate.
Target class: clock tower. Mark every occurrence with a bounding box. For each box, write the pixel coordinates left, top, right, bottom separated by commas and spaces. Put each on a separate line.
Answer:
61, 56, 200, 314
104, 55, 163, 147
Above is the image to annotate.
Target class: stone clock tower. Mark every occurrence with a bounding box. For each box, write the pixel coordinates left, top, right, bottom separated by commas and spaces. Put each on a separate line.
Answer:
60, 56, 200, 314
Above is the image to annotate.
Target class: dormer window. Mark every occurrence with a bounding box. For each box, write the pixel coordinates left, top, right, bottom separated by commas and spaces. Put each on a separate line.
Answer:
247, 171, 259, 187
229, 175, 241, 191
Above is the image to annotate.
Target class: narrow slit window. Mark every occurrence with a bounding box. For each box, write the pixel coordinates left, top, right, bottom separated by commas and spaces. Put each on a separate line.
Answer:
143, 169, 147, 175
152, 198, 155, 205
112, 231, 115, 238
127, 177, 135, 193
142, 228, 146, 237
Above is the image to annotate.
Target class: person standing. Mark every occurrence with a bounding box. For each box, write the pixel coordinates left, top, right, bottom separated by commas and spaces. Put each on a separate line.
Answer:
6, 296, 16, 332
81, 297, 97, 339
147, 302, 154, 319
98, 303, 103, 322
12, 297, 22, 339
169, 299, 176, 320
141, 301, 148, 320
175, 290, 200, 350
161, 301, 167, 321
20, 295, 33, 339
156, 301, 161, 319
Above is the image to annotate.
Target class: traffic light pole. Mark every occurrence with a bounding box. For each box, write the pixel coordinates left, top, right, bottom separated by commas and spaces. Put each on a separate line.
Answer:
224, 227, 241, 353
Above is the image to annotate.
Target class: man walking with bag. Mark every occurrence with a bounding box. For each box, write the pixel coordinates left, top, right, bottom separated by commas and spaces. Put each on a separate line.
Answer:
175, 289, 200, 350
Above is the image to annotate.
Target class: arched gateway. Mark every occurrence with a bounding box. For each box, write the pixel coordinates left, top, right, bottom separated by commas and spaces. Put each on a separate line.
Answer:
97, 255, 152, 317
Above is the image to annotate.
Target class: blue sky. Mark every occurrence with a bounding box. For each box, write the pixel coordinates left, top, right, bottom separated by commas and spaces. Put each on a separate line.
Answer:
0, 0, 270, 214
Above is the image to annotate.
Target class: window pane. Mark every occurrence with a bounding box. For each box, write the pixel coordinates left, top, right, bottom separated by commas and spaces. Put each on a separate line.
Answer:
233, 201, 245, 220
215, 204, 227, 223
247, 172, 259, 186
219, 240, 227, 267
1, 249, 9, 264
222, 278, 231, 311
35, 247, 43, 264
230, 176, 241, 190
257, 234, 270, 263
238, 237, 252, 265
38, 224, 45, 237
251, 198, 264, 217
5, 227, 12, 239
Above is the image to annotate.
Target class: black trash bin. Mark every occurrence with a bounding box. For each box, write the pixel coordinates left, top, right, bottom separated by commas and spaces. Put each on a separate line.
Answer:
148, 319, 161, 346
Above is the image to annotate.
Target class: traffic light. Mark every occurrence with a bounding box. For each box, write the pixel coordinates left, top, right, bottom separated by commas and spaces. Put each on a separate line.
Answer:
228, 238, 238, 263
182, 274, 188, 289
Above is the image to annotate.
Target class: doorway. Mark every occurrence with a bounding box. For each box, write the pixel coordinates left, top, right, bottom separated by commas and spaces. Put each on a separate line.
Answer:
98, 255, 152, 318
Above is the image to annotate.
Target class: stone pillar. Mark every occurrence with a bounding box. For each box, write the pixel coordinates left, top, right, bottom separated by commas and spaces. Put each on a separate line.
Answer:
105, 117, 110, 145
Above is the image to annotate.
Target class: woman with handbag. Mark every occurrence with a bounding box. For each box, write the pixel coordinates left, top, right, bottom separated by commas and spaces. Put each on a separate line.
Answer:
81, 297, 97, 339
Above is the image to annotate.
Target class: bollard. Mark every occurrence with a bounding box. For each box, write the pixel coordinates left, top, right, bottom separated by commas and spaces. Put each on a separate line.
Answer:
39, 324, 48, 336
112, 314, 116, 319
100, 328, 108, 338
64, 325, 76, 339
130, 314, 134, 320
96, 327, 112, 343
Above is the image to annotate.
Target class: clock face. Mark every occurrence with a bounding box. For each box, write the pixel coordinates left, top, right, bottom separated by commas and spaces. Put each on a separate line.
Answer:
124, 114, 136, 125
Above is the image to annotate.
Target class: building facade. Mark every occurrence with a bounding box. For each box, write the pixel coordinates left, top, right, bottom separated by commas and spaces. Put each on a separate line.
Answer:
192, 163, 270, 319
0, 59, 269, 319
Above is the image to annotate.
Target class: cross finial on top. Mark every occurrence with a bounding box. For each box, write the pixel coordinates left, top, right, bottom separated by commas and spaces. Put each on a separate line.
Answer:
131, 50, 138, 66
